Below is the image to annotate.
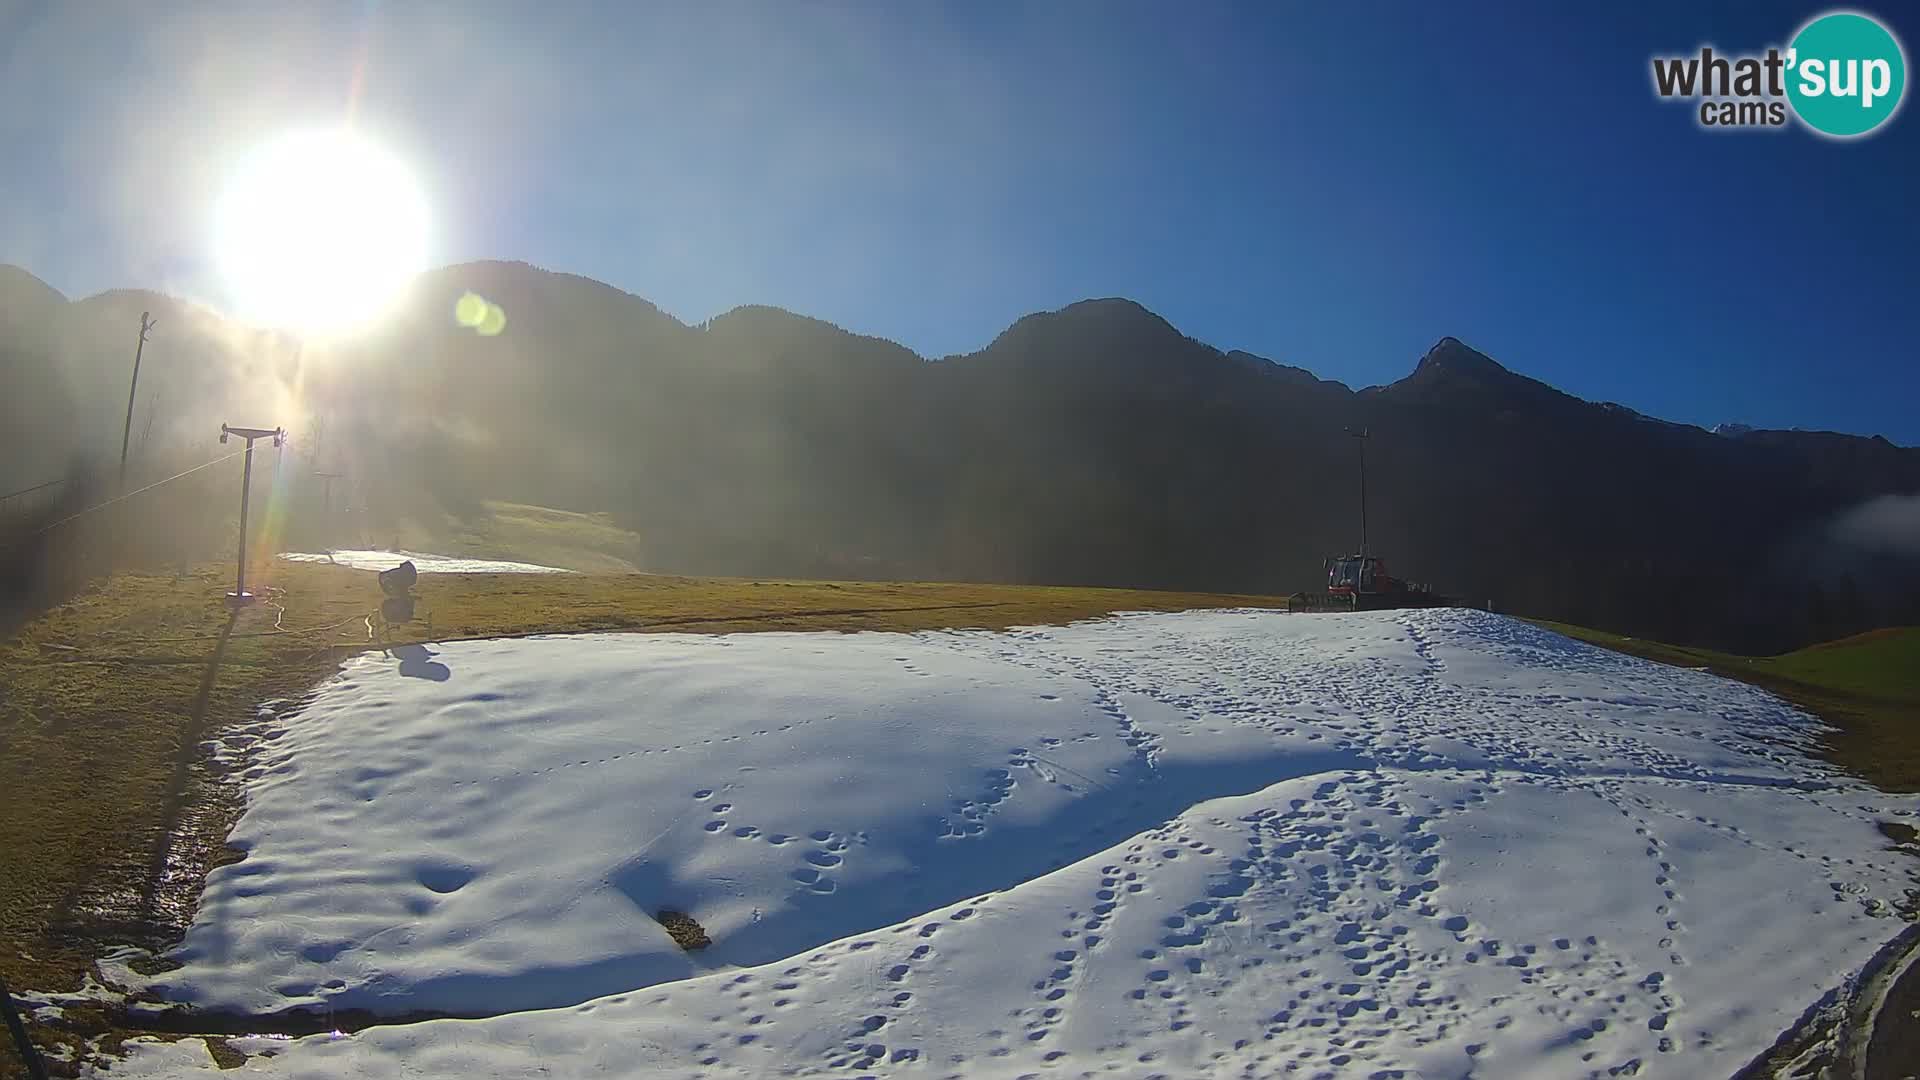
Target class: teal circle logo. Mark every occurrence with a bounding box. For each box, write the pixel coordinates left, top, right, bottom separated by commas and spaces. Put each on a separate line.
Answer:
1787, 11, 1906, 137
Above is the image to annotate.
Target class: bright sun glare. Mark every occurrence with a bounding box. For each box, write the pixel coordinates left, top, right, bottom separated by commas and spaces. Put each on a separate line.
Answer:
214, 128, 428, 335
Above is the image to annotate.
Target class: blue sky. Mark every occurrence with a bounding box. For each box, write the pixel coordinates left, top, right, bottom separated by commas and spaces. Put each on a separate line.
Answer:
2, 1, 1916, 441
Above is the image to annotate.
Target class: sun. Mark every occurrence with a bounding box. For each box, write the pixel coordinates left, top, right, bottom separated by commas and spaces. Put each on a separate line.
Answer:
214, 128, 429, 335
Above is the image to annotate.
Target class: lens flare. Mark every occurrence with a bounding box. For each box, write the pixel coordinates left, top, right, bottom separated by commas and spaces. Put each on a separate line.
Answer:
454, 291, 508, 336
454, 292, 489, 328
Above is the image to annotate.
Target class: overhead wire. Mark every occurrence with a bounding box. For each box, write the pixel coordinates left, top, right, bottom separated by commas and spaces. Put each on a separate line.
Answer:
0, 477, 66, 503
32, 449, 247, 534
22, 450, 391, 659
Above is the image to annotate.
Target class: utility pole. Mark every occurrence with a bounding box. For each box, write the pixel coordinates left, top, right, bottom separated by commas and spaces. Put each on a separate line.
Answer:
314, 471, 341, 516
308, 413, 326, 472
1346, 426, 1370, 559
119, 311, 156, 488
219, 423, 285, 606
313, 470, 342, 545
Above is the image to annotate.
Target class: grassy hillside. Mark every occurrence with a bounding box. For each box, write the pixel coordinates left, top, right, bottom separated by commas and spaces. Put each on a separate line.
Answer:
1770, 628, 1920, 702
1533, 621, 1920, 791
382, 500, 648, 572
0, 561, 1279, 1072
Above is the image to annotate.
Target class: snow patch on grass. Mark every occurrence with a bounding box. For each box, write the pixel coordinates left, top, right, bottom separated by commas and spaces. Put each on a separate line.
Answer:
119, 609, 1920, 1078
276, 549, 573, 573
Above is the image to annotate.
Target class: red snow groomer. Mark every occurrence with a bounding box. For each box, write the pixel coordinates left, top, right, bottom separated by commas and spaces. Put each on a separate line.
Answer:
1317, 553, 1438, 611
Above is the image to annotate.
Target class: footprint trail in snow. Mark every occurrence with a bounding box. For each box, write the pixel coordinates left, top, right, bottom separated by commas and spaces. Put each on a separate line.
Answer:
117, 609, 1920, 1079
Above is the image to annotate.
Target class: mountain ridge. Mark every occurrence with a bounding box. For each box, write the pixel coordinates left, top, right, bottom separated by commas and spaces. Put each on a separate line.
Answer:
1, 259, 1908, 449
4, 257, 1915, 654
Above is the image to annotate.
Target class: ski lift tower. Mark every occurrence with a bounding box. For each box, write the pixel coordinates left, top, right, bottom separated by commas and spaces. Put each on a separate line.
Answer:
220, 423, 285, 607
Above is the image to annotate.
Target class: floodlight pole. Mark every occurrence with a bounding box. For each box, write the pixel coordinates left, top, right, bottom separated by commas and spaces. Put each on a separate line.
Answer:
220, 423, 285, 606
119, 311, 156, 489
1346, 427, 1370, 559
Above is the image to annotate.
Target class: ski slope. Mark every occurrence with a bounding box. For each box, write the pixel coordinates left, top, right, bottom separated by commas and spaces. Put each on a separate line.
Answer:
112, 609, 1919, 1078
276, 549, 573, 573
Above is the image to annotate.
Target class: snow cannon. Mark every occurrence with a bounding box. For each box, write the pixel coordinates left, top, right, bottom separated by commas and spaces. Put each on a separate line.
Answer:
378, 559, 418, 597
378, 560, 419, 624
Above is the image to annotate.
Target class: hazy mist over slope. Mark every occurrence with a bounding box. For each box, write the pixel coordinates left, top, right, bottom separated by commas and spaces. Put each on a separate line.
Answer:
4, 259, 1916, 653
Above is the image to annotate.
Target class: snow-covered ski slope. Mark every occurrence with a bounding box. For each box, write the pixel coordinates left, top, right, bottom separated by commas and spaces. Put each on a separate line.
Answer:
117, 609, 1919, 1079
276, 549, 573, 573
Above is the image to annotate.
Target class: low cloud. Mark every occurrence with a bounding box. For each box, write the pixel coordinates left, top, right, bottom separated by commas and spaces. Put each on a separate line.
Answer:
1829, 494, 1920, 557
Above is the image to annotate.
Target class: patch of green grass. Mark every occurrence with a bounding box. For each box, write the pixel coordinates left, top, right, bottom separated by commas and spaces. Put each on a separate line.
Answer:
1532, 620, 1920, 792
1, 562, 1279, 1073
1769, 628, 1920, 703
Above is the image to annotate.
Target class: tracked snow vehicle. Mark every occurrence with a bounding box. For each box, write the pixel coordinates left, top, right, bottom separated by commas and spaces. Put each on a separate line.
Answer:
1323, 553, 1437, 610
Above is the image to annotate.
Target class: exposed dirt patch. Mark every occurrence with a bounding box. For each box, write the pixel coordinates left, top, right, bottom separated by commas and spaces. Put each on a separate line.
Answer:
203, 1036, 248, 1069
660, 907, 721, 949
655, 910, 711, 952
